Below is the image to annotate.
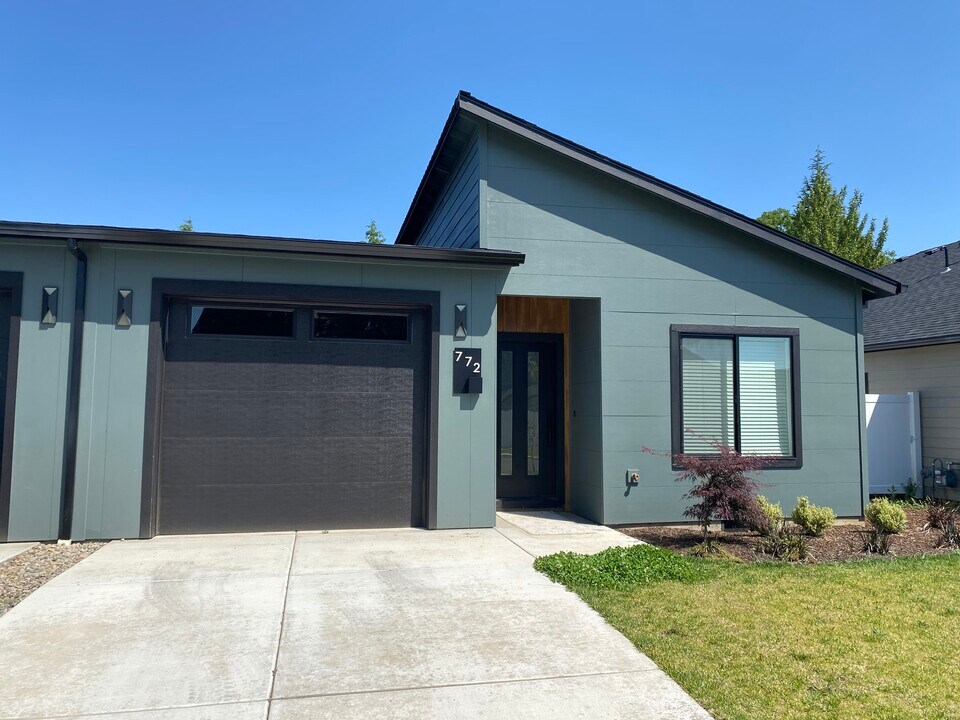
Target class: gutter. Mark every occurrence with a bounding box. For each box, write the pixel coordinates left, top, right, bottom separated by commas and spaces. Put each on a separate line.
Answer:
59, 239, 86, 540
865, 334, 960, 353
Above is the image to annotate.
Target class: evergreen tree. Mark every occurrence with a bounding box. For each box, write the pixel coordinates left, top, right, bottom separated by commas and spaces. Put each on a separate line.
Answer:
759, 149, 893, 269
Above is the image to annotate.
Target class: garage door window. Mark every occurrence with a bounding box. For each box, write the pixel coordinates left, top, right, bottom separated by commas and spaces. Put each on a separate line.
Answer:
190, 306, 295, 338
313, 311, 408, 342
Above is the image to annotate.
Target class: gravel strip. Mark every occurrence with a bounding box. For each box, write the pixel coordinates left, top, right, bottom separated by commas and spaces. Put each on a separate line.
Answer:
0, 542, 106, 616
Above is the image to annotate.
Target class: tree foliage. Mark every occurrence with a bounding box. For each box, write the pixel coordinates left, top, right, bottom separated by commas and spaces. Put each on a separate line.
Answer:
759, 149, 894, 269
365, 219, 385, 244
646, 438, 770, 541
178, 218, 194, 232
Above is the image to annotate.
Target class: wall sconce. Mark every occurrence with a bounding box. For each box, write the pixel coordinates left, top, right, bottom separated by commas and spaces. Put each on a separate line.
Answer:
116, 289, 133, 327
454, 304, 468, 339
41, 287, 58, 325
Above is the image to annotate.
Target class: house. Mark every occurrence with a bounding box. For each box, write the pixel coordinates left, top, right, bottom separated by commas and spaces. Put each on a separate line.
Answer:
864, 241, 960, 500
0, 92, 899, 542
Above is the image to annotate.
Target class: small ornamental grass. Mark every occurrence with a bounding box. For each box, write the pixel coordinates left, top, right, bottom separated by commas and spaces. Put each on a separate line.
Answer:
757, 520, 810, 562
924, 501, 958, 531
533, 543, 707, 591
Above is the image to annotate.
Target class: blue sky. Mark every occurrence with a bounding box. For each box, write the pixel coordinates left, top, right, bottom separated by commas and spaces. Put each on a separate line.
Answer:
1, 1, 956, 257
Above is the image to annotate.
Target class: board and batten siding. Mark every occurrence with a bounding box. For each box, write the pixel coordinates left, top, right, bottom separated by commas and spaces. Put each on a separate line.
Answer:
0, 237, 509, 540
413, 128, 481, 249
0, 239, 74, 541
865, 343, 960, 467
480, 123, 869, 524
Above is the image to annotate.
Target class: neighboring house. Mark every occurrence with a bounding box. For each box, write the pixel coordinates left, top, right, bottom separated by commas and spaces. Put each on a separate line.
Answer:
0, 92, 898, 542
864, 241, 960, 500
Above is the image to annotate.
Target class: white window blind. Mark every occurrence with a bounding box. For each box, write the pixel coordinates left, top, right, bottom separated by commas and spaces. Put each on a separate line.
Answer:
680, 337, 734, 453
737, 336, 793, 456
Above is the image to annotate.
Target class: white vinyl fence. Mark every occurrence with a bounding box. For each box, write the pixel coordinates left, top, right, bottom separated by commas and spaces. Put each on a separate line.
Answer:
865, 392, 922, 495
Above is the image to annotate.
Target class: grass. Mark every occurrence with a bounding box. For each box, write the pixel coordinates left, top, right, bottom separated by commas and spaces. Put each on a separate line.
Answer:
537, 547, 960, 720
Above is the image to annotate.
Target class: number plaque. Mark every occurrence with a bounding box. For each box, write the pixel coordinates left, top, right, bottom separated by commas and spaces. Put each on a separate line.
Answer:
453, 348, 482, 394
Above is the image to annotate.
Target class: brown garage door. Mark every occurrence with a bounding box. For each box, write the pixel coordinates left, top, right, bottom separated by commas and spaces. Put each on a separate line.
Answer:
157, 299, 428, 534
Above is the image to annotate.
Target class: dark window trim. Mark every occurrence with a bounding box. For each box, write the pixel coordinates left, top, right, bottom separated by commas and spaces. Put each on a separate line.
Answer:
0, 272, 23, 541
186, 303, 299, 341
140, 279, 441, 538
669, 324, 803, 470
310, 308, 412, 345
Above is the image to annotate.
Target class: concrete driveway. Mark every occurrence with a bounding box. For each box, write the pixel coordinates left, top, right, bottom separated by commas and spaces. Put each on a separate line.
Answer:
0, 512, 710, 719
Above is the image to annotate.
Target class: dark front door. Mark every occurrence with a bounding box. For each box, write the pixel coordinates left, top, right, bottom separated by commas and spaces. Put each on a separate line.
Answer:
497, 334, 562, 505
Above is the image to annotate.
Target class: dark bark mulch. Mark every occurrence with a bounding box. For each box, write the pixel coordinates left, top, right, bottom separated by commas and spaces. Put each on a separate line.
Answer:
620, 509, 955, 563
0, 542, 105, 616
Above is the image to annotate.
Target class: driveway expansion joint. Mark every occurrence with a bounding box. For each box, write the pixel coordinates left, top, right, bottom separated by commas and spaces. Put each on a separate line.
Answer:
266, 532, 298, 718
268, 667, 660, 703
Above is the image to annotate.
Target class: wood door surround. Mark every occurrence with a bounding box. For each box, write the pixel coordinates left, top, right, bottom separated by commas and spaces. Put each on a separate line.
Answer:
497, 296, 570, 509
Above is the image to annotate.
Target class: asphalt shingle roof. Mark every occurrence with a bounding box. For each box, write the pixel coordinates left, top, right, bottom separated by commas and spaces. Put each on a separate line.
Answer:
864, 241, 960, 349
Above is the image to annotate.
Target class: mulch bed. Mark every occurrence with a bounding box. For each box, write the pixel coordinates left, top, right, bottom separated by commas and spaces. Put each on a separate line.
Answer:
0, 542, 105, 616
620, 508, 955, 563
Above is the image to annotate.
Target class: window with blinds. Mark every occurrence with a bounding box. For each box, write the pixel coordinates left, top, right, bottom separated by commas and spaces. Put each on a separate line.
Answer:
738, 336, 793, 456
680, 337, 735, 453
675, 328, 797, 461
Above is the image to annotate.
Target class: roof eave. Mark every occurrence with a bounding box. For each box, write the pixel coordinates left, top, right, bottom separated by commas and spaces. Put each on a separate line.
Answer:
865, 333, 960, 352
0, 221, 525, 268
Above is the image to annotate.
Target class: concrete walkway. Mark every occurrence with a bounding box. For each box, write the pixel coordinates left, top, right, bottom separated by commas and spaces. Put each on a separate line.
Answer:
0, 513, 710, 720
0, 542, 36, 564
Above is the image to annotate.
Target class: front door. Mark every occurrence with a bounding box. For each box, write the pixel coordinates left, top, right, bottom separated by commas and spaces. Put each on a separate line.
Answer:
497, 334, 562, 505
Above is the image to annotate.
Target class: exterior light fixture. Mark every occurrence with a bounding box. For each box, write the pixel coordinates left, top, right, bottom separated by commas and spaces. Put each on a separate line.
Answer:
454, 304, 468, 339
41, 287, 58, 325
116, 289, 133, 327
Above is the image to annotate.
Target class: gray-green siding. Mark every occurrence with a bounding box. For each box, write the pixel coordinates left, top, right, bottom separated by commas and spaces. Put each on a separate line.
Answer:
414, 128, 481, 249
0, 240, 74, 540
481, 124, 869, 523
1, 238, 506, 540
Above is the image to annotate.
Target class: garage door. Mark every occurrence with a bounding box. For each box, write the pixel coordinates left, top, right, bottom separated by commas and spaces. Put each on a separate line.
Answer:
157, 299, 429, 534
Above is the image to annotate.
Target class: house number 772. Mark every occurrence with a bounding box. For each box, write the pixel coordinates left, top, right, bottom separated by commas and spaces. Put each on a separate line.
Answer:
454, 350, 481, 374
453, 348, 483, 394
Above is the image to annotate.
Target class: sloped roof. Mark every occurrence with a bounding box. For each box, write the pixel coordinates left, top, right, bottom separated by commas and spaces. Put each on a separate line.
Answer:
864, 241, 960, 350
397, 91, 899, 299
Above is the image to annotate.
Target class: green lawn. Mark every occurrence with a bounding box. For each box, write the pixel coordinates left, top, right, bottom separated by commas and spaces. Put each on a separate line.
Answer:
536, 548, 960, 720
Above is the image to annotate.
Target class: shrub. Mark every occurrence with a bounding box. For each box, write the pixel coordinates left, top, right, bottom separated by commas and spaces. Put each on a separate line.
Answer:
866, 497, 907, 534
533, 544, 705, 590
646, 438, 772, 542
791, 497, 837, 536
750, 495, 783, 537
757, 522, 810, 562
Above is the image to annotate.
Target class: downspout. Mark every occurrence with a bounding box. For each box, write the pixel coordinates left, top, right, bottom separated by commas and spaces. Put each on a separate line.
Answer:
60, 239, 86, 540
855, 287, 867, 517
